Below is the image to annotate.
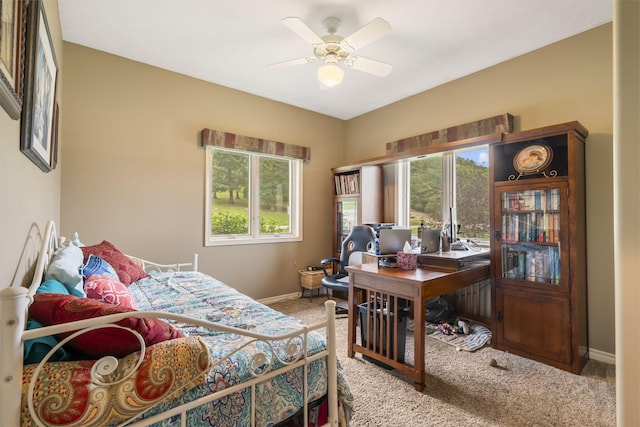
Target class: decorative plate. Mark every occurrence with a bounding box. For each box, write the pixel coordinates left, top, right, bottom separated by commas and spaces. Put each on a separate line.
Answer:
513, 144, 553, 174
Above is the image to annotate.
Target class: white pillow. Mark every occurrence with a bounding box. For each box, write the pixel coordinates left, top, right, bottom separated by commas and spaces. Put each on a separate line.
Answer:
44, 245, 85, 297
70, 231, 83, 247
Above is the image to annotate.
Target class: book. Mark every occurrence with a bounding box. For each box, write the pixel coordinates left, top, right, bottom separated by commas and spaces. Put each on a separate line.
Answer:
517, 251, 526, 280
526, 251, 536, 281
534, 250, 545, 282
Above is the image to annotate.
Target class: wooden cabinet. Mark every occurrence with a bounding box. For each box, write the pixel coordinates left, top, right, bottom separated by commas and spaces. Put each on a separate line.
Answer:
489, 121, 589, 374
332, 165, 382, 255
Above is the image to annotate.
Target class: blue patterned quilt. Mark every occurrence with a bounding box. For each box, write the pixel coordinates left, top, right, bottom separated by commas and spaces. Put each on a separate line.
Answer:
127, 271, 344, 426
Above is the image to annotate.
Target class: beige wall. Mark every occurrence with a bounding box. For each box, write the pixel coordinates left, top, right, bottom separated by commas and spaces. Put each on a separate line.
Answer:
0, 0, 63, 289
345, 24, 614, 357
60, 42, 345, 300
614, 0, 639, 424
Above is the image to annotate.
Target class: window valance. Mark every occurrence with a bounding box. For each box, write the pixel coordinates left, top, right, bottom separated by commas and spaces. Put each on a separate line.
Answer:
200, 128, 311, 162
385, 113, 513, 154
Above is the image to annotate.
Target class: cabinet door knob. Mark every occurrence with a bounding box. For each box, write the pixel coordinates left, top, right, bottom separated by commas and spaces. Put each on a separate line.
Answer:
497, 311, 503, 322
494, 230, 501, 241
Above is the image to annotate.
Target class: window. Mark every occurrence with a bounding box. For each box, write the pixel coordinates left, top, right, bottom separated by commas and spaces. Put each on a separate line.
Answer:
454, 147, 490, 241
204, 147, 302, 246
408, 153, 443, 231
403, 145, 489, 244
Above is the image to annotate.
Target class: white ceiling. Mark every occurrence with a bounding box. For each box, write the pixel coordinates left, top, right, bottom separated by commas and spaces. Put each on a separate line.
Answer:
57, 0, 612, 120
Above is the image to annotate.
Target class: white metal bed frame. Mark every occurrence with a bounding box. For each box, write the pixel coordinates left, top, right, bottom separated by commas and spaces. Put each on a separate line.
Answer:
0, 221, 339, 426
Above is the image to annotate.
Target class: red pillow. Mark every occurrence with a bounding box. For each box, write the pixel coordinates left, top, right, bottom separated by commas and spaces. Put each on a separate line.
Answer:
29, 293, 183, 358
81, 240, 148, 285
84, 274, 136, 309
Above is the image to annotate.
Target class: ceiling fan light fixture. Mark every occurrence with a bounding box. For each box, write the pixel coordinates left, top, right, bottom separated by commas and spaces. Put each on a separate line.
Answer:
317, 64, 344, 87
273, 16, 392, 86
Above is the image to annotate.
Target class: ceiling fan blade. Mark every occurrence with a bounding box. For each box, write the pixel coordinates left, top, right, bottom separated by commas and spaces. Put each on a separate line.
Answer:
282, 17, 325, 45
267, 57, 316, 70
340, 17, 391, 52
345, 56, 393, 77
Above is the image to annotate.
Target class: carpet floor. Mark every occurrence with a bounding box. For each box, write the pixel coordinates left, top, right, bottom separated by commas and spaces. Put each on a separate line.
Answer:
269, 297, 615, 427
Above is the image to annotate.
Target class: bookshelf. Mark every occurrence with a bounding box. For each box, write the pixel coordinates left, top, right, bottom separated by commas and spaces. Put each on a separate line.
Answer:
332, 165, 382, 255
489, 121, 588, 374
500, 189, 561, 283
334, 171, 361, 195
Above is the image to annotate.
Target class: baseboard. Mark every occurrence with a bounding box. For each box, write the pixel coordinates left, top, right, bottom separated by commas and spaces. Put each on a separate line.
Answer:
589, 347, 616, 365
258, 292, 301, 305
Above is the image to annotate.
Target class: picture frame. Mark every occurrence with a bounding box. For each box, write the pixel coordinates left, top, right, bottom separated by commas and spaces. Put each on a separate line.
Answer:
0, 0, 26, 119
20, 0, 58, 172
49, 102, 59, 169
513, 144, 553, 175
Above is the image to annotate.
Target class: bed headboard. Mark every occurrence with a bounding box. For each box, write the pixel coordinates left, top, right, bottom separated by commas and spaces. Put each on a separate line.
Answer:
26, 221, 60, 299
0, 220, 58, 425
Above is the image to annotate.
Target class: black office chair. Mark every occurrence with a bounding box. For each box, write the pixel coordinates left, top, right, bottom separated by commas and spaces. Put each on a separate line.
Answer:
320, 225, 377, 312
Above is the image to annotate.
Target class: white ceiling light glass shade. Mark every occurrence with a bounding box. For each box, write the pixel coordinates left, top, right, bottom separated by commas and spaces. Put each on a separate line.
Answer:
317, 64, 344, 87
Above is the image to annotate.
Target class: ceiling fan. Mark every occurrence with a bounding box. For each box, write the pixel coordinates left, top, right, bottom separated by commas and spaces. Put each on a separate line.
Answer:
268, 16, 393, 87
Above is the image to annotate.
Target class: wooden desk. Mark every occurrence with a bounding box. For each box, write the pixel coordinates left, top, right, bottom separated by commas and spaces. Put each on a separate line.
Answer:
346, 261, 490, 392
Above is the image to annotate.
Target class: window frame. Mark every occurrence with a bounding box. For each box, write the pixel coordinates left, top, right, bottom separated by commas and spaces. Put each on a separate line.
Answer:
204, 147, 303, 246
399, 144, 490, 245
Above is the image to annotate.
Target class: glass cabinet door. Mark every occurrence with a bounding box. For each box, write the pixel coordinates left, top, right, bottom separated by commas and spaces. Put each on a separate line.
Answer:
498, 187, 565, 287
336, 198, 358, 253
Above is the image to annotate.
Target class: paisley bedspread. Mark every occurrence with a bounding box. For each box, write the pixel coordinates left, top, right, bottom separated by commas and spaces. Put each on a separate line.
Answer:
125, 271, 347, 426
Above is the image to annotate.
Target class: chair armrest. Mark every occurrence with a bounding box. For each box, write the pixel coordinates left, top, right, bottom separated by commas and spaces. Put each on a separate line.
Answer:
320, 258, 340, 276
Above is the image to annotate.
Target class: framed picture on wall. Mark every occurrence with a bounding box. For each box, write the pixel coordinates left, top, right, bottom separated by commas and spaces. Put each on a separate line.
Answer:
20, 0, 58, 172
0, 0, 26, 119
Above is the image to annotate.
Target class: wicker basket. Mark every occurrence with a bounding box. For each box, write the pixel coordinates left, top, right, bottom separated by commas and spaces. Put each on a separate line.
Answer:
299, 268, 331, 289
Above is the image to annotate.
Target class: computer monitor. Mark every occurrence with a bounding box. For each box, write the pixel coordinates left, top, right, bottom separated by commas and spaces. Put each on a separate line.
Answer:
378, 228, 412, 255
366, 223, 396, 238
421, 229, 441, 253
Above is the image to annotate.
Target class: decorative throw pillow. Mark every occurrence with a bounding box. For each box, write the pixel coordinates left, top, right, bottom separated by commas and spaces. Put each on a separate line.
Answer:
84, 274, 136, 309
37, 279, 71, 295
24, 318, 70, 364
29, 293, 183, 358
80, 254, 119, 281
44, 245, 85, 297
81, 241, 148, 286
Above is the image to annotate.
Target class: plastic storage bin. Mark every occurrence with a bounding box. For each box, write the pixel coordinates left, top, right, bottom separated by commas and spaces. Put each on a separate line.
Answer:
358, 301, 409, 368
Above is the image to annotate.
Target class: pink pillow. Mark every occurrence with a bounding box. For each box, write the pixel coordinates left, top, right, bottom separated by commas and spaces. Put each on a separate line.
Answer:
81, 240, 148, 285
84, 274, 136, 309
29, 293, 183, 358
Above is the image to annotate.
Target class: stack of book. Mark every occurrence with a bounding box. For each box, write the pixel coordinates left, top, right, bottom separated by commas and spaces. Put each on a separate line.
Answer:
501, 245, 561, 284
334, 172, 360, 195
